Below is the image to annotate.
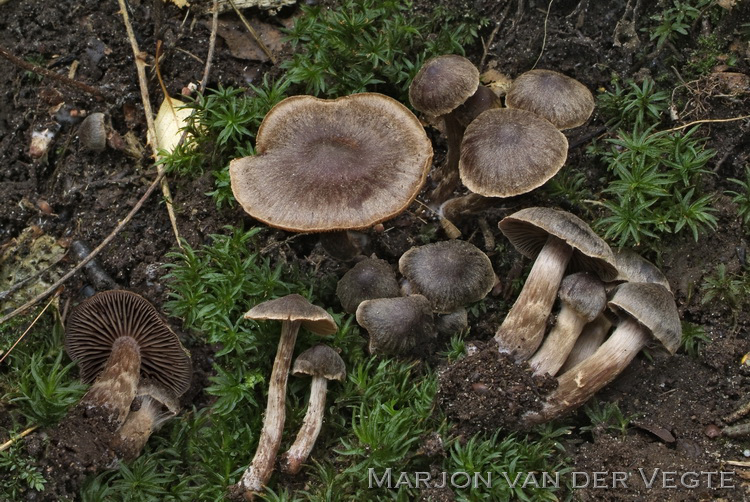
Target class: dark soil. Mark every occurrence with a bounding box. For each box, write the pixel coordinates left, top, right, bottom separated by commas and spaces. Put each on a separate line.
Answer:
1, 0, 750, 500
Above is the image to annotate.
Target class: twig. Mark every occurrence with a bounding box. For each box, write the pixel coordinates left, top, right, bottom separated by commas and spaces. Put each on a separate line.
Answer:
0, 45, 109, 101
531, 0, 555, 70
0, 426, 40, 452
116, 0, 182, 249
479, 23, 501, 70
227, 0, 276, 65
651, 114, 750, 136
0, 172, 166, 326
201, 0, 220, 92
724, 460, 750, 468
0, 297, 56, 365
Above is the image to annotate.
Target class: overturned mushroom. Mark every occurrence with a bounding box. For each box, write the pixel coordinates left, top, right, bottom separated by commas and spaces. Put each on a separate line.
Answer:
356, 295, 435, 355
495, 208, 616, 360
524, 282, 681, 425
280, 345, 346, 475
233, 295, 337, 499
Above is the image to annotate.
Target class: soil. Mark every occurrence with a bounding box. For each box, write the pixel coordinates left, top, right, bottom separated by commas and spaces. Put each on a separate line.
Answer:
1, 0, 750, 500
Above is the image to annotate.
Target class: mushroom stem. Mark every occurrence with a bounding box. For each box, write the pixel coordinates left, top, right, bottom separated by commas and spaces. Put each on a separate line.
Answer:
81, 336, 141, 425
429, 113, 465, 205
558, 315, 612, 373
238, 320, 302, 498
280, 376, 328, 475
523, 316, 649, 425
528, 305, 588, 376
494, 235, 573, 360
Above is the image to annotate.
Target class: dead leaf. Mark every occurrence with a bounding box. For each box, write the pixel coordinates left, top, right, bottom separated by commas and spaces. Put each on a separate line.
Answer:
207, 16, 285, 62
154, 96, 192, 155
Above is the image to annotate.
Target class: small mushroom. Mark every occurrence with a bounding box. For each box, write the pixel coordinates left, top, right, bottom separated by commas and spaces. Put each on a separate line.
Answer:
78, 112, 107, 152
505, 69, 595, 130
65, 290, 192, 425
356, 295, 434, 355
435, 308, 469, 337
111, 381, 181, 461
524, 282, 681, 425
279, 345, 346, 475
528, 272, 607, 376
336, 257, 400, 314
398, 240, 495, 313
233, 294, 337, 499
495, 207, 616, 360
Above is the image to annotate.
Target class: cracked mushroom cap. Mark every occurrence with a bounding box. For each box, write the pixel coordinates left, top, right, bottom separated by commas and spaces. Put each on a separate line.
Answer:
336, 258, 400, 314
244, 294, 337, 335
356, 295, 434, 355
459, 108, 568, 197
229, 93, 432, 233
499, 207, 617, 281
408, 54, 480, 117
607, 282, 681, 355
505, 69, 595, 129
399, 240, 495, 313
292, 345, 346, 382
65, 290, 192, 397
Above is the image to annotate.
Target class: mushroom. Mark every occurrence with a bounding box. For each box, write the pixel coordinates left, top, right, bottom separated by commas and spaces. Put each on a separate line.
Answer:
524, 282, 681, 425
505, 69, 595, 130
495, 207, 616, 360
528, 272, 607, 376
557, 315, 613, 374
398, 240, 495, 313
111, 380, 181, 461
279, 345, 346, 475
336, 257, 400, 314
229, 93, 432, 251
233, 294, 337, 499
435, 308, 469, 337
408, 55, 499, 204
65, 290, 192, 425
356, 295, 434, 355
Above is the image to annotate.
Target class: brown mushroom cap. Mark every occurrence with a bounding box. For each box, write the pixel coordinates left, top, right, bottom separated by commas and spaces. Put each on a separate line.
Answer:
399, 240, 495, 313
229, 93, 432, 233
292, 345, 346, 382
408, 55, 480, 117
65, 290, 192, 397
499, 207, 617, 281
505, 69, 595, 130
612, 249, 671, 291
559, 272, 607, 323
607, 282, 681, 354
336, 258, 400, 314
244, 294, 337, 335
459, 108, 569, 197
356, 295, 434, 355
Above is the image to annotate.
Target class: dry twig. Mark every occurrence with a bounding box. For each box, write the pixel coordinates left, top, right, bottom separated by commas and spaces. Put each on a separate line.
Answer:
226, 0, 276, 64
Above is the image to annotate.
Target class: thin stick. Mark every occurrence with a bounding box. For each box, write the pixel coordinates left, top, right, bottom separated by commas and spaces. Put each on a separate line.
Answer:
0, 426, 40, 452
116, 0, 182, 248
0, 297, 56, 365
0, 172, 165, 326
227, 0, 276, 64
651, 114, 750, 136
0, 45, 108, 101
724, 460, 750, 468
531, 0, 555, 70
201, 0, 220, 92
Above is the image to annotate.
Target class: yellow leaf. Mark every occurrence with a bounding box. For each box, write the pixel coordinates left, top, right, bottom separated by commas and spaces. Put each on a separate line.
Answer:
155, 96, 192, 156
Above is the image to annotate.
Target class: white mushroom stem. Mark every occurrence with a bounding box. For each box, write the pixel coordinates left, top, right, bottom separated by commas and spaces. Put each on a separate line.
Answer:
529, 304, 589, 376
112, 394, 176, 461
558, 315, 612, 373
523, 316, 650, 425
237, 320, 302, 498
280, 376, 328, 475
82, 336, 141, 425
494, 235, 573, 360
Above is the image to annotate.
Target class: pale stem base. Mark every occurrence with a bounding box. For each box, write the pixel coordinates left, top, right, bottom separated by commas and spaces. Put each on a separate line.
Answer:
280, 376, 328, 475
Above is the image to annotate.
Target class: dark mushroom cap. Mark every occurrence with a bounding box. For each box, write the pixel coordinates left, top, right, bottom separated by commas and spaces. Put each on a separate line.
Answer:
505, 69, 595, 129
435, 308, 469, 337
65, 290, 192, 397
399, 240, 495, 313
559, 272, 607, 323
459, 108, 568, 197
336, 258, 400, 314
408, 55, 480, 117
498, 207, 617, 281
356, 295, 434, 355
612, 249, 671, 291
607, 282, 681, 354
292, 344, 346, 381
229, 93, 432, 233
244, 294, 337, 335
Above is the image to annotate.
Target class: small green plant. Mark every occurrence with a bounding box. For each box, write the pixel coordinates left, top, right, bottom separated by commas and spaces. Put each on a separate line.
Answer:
726, 166, 750, 226
581, 400, 633, 437
545, 170, 592, 208
680, 321, 710, 357
701, 263, 747, 310
0, 442, 46, 498
597, 77, 670, 129
647, 0, 711, 49
683, 34, 737, 77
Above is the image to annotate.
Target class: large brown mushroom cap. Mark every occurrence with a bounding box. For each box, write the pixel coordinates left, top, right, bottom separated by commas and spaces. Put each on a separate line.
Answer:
336, 258, 400, 314
607, 282, 681, 354
65, 290, 192, 397
459, 108, 568, 197
498, 207, 617, 281
244, 294, 337, 335
229, 93, 432, 233
399, 240, 495, 313
292, 345, 346, 382
505, 69, 595, 130
408, 55, 480, 117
